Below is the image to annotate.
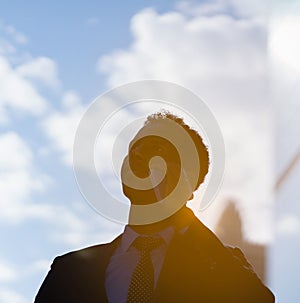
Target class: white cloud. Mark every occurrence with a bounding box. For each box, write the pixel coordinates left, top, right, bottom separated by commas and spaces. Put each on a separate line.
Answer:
0, 38, 15, 55
25, 259, 50, 276
40, 201, 122, 247
176, 0, 228, 16
61, 90, 81, 109
16, 57, 60, 89
176, 0, 267, 17
0, 21, 121, 244
3, 25, 28, 44
0, 132, 50, 223
0, 130, 117, 245
0, 56, 48, 123
96, 2, 273, 243
0, 20, 27, 45
98, 7, 267, 107
0, 131, 32, 170
270, 13, 300, 74
0, 260, 17, 282
277, 214, 300, 236
0, 288, 28, 303
42, 91, 85, 166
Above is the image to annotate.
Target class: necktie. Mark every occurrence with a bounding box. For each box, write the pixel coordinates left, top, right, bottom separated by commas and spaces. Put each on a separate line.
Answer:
126, 236, 163, 303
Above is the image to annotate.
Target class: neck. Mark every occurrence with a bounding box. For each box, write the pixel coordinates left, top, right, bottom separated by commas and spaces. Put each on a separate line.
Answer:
128, 206, 193, 234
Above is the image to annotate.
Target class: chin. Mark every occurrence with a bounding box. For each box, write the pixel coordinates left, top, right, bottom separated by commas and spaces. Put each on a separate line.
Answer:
122, 185, 163, 206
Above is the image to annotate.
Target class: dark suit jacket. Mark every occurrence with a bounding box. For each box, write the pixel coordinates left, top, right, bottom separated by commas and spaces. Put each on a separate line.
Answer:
35, 213, 275, 303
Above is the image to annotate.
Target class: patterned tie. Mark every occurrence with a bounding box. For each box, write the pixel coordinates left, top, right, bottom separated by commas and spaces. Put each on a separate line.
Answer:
126, 236, 163, 303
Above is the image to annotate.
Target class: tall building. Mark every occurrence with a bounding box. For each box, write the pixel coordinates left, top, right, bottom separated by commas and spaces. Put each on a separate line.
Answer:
215, 201, 266, 282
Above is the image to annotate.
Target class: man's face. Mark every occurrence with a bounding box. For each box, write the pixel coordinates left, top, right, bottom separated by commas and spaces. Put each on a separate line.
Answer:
121, 122, 181, 205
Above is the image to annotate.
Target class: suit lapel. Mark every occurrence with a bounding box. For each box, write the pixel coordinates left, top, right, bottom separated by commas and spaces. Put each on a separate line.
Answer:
77, 235, 121, 303
154, 216, 227, 302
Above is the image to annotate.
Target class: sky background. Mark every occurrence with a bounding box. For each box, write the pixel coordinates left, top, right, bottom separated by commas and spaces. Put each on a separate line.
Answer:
0, 1, 299, 302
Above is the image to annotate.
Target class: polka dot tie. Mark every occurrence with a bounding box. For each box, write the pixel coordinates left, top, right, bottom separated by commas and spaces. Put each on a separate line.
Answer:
126, 236, 163, 303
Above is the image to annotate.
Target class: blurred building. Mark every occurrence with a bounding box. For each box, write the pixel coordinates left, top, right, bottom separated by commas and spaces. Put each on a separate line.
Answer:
215, 202, 266, 282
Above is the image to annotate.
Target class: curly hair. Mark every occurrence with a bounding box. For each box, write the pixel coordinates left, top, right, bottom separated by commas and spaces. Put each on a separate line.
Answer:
144, 110, 210, 191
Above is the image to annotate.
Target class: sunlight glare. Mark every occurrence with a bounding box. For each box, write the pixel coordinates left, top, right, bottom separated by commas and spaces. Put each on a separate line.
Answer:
270, 15, 300, 73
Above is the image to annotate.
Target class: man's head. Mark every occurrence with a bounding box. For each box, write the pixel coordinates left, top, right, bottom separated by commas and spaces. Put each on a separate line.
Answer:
121, 111, 210, 208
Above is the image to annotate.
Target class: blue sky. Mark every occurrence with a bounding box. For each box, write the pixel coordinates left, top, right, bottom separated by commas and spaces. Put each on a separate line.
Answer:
1, 1, 180, 99
0, 1, 299, 302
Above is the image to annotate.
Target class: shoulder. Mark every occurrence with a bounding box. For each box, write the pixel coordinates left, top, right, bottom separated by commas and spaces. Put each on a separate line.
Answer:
183, 219, 275, 302
53, 235, 122, 268
226, 246, 255, 271
56, 243, 109, 262
42, 235, 122, 282
34, 236, 122, 303
185, 218, 256, 270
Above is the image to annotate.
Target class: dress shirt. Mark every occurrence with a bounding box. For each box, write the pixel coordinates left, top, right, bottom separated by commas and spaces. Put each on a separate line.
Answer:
105, 225, 174, 303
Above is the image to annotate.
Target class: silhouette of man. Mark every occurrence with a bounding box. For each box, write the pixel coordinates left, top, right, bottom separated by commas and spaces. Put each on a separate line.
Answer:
35, 111, 275, 303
